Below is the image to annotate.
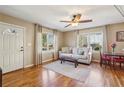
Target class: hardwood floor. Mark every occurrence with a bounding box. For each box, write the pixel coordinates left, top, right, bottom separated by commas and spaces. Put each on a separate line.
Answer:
2, 61, 124, 87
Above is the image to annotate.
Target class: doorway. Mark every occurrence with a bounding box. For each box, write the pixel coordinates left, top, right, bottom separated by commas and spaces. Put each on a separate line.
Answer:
0, 22, 24, 73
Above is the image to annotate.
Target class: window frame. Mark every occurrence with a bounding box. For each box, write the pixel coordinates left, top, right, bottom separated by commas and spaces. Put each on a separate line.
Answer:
78, 31, 103, 51
42, 32, 55, 52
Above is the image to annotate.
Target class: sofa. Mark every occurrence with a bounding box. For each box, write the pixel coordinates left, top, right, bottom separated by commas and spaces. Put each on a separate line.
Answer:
59, 47, 92, 65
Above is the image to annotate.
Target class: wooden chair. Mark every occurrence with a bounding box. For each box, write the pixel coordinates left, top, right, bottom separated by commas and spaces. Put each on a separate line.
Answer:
100, 51, 112, 68
113, 57, 124, 69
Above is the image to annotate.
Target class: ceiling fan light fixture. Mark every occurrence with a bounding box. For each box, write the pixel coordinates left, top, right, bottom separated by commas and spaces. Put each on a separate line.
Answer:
60, 14, 92, 28
71, 23, 78, 26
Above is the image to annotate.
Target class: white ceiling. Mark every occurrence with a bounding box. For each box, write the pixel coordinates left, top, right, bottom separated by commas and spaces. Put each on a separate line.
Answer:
0, 5, 124, 31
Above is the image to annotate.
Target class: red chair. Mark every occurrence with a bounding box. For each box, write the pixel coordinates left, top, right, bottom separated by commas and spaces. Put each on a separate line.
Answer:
100, 52, 112, 68
113, 57, 124, 69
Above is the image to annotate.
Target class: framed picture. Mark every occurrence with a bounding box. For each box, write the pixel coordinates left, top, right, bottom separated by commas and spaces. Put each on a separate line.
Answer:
116, 31, 124, 42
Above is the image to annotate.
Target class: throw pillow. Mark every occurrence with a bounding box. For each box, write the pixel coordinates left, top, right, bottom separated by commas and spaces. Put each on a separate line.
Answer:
61, 47, 69, 53
68, 48, 72, 53
61, 47, 72, 53
78, 49, 84, 55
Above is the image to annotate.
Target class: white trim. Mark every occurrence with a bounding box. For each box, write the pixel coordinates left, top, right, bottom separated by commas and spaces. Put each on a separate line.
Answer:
42, 31, 55, 52
92, 60, 100, 63
78, 31, 103, 50
42, 50, 54, 53
42, 58, 53, 63
0, 21, 25, 29
0, 21, 26, 70
24, 64, 34, 68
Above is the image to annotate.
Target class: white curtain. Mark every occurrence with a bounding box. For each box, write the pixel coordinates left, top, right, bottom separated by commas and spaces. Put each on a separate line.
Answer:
103, 26, 108, 52
53, 30, 58, 60
76, 30, 79, 48
34, 24, 42, 66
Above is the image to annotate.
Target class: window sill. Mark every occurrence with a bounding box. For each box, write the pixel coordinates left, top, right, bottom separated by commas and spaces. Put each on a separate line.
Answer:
42, 50, 54, 53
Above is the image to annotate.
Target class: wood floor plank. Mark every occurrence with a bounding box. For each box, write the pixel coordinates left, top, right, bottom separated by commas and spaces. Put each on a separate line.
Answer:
2, 62, 124, 87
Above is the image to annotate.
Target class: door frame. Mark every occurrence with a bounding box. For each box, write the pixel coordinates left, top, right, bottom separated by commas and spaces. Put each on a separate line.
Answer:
0, 21, 25, 70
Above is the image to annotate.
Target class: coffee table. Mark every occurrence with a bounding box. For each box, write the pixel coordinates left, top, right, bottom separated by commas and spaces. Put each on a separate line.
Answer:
59, 56, 78, 68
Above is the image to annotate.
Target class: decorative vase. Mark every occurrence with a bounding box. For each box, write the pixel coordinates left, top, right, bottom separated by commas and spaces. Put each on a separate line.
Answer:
111, 43, 116, 53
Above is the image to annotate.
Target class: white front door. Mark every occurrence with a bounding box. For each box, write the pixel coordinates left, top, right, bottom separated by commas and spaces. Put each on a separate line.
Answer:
0, 22, 24, 73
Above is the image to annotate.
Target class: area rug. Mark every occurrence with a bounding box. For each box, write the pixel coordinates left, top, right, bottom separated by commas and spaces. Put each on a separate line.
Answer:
43, 61, 90, 82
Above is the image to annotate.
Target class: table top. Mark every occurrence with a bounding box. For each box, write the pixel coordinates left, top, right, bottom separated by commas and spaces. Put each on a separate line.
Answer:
60, 56, 77, 61
104, 52, 124, 57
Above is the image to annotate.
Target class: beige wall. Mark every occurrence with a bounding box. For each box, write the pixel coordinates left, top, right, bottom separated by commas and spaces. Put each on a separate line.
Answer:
57, 31, 64, 50
107, 23, 124, 52
0, 13, 64, 64
63, 31, 77, 47
0, 13, 35, 67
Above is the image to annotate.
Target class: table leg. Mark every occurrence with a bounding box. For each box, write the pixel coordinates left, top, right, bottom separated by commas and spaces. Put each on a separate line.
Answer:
120, 62, 122, 69
75, 63, 77, 68
75, 62, 78, 68
61, 60, 62, 64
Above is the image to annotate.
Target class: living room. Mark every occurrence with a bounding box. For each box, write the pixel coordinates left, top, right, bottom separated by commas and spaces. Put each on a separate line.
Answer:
0, 5, 124, 88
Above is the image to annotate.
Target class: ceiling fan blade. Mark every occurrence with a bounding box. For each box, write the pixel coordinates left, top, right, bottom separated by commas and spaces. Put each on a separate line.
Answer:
60, 21, 72, 23
64, 24, 71, 28
79, 19, 92, 23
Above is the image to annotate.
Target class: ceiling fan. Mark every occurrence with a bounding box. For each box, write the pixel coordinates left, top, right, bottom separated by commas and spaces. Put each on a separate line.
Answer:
60, 14, 92, 28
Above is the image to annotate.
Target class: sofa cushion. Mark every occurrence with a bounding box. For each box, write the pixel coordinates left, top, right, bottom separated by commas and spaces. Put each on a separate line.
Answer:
61, 47, 68, 53
61, 47, 72, 53
78, 48, 84, 55
81, 47, 89, 55
72, 48, 78, 54
68, 48, 73, 53
73, 54, 87, 60
77, 59, 90, 64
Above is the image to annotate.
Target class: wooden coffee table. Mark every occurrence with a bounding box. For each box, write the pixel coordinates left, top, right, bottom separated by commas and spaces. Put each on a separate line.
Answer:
59, 56, 78, 68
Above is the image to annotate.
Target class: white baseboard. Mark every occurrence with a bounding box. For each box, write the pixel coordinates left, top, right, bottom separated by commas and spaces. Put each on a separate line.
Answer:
92, 60, 100, 63
42, 58, 53, 63
24, 64, 34, 68
24, 58, 56, 68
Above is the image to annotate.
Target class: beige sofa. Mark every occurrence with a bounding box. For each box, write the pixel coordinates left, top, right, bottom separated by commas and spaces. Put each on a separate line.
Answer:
59, 47, 92, 65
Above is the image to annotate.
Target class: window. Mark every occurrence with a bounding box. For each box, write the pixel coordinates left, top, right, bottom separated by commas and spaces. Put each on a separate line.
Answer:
79, 33, 88, 47
42, 33, 54, 51
89, 33, 103, 51
78, 32, 103, 51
